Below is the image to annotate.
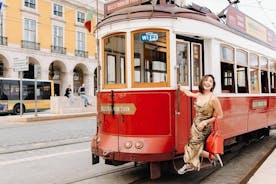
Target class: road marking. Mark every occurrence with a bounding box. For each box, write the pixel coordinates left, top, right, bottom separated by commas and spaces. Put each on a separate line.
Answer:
0, 148, 89, 166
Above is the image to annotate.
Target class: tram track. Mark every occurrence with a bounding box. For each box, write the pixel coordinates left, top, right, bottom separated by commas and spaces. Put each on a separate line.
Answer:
64, 163, 147, 184
73, 132, 275, 184
0, 138, 90, 155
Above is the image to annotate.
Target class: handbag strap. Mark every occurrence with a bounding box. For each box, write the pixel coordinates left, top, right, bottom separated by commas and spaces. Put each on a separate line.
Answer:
212, 115, 220, 131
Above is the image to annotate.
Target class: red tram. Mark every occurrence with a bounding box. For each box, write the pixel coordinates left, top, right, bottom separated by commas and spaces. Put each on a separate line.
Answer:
91, 1, 276, 179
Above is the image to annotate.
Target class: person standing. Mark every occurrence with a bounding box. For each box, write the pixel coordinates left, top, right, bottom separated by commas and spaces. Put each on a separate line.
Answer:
78, 83, 91, 107
64, 85, 72, 98
64, 85, 74, 103
178, 74, 224, 174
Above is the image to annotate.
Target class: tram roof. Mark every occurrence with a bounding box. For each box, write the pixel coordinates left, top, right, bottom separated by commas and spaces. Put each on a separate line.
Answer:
99, 4, 220, 27
97, 3, 276, 51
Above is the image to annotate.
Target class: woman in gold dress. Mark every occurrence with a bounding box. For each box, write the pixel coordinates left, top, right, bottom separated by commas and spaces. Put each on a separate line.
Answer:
178, 74, 223, 174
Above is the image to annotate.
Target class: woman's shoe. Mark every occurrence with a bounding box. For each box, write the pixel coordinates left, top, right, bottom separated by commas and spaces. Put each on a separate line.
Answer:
208, 153, 223, 167
214, 154, 223, 167
177, 164, 194, 175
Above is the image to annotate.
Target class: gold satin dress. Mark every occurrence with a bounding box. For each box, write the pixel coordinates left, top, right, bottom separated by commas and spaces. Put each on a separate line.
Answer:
183, 101, 214, 170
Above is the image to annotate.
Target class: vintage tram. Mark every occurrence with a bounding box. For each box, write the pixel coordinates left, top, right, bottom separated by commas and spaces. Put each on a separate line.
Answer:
91, 0, 276, 179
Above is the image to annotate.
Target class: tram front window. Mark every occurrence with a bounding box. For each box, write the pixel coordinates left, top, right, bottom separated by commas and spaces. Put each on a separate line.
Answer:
132, 30, 168, 86
103, 33, 126, 88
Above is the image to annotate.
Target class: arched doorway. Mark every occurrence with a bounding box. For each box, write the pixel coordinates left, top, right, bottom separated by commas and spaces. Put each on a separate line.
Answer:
0, 54, 9, 77
73, 66, 83, 95
73, 63, 89, 95
49, 61, 66, 96
23, 57, 40, 79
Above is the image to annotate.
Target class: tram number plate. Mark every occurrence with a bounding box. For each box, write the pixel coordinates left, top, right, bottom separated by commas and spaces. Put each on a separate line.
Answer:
100, 103, 136, 115
252, 99, 267, 109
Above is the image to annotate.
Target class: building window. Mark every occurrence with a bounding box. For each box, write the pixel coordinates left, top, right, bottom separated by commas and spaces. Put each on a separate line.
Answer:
103, 33, 126, 87
220, 45, 235, 93
77, 12, 85, 23
236, 50, 248, 93
77, 31, 85, 51
53, 4, 63, 17
24, 0, 36, 9
75, 31, 87, 57
249, 53, 259, 93
53, 25, 63, 47
24, 18, 36, 42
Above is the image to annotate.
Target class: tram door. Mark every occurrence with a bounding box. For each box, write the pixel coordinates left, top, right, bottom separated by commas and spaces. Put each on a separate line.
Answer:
175, 37, 203, 153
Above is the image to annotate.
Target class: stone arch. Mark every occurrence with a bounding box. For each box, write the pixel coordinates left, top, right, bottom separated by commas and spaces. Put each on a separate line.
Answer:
0, 54, 9, 77
72, 63, 89, 95
48, 60, 67, 96
23, 57, 40, 79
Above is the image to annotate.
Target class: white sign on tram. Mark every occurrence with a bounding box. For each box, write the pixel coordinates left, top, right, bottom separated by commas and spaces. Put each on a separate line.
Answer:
13, 57, 29, 72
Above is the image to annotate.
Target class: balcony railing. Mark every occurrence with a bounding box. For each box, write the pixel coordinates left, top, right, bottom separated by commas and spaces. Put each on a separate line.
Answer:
21, 40, 40, 50
0, 36, 7, 45
51, 45, 66, 54
75, 50, 88, 58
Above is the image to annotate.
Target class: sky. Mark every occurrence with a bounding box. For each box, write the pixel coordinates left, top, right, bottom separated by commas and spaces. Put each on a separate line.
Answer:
186, 0, 276, 33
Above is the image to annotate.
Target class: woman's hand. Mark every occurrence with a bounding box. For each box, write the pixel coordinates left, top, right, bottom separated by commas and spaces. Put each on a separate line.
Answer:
197, 120, 207, 131
178, 85, 199, 98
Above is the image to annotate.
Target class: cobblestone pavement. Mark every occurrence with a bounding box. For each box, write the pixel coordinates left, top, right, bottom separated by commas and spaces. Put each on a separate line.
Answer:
0, 116, 96, 153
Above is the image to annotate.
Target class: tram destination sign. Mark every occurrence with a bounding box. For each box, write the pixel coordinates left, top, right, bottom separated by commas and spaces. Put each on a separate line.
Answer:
100, 103, 136, 115
13, 57, 29, 72
104, 0, 150, 16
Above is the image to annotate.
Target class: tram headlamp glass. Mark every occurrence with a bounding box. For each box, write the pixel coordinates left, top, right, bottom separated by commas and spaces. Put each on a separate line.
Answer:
124, 141, 133, 149
96, 136, 101, 143
135, 141, 144, 149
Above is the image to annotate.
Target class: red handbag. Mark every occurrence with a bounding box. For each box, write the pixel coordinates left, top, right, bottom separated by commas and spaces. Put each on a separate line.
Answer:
206, 119, 224, 154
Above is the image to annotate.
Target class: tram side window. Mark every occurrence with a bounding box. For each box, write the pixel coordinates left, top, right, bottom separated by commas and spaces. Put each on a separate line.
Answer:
249, 54, 260, 93
132, 30, 168, 85
176, 41, 189, 86
220, 45, 235, 93
270, 61, 276, 93
193, 44, 201, 86
260, 57, 269, 93
236, 50, 248, 93
103, 33, 126, 86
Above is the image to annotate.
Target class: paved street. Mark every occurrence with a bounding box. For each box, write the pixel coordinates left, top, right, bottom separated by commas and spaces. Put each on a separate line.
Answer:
0, 115, 275, 184
0, 115, 96, 153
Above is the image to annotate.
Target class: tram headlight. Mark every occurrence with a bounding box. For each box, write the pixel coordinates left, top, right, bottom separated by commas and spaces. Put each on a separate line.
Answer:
124, 141, 133, 149
96, 136, 101, 143
135, 141, 144, 149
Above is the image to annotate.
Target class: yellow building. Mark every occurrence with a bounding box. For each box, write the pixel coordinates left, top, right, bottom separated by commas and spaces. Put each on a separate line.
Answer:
0, 0, 103, 96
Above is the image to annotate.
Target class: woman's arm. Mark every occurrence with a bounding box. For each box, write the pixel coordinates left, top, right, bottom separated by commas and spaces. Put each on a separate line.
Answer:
212, 97, 223, 119
179, 85, 200, 98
